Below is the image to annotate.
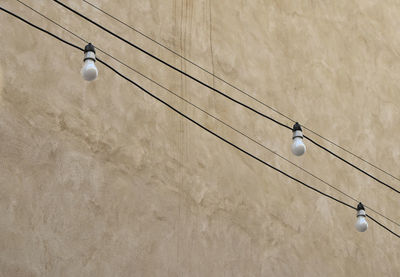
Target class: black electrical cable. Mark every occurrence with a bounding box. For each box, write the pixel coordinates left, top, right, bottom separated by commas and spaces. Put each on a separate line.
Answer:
0, 5, 82, 52
81, 0, 400, 184
1, 5, 399, 239
303, 135, 400, 194
303, 126, 400, 183
51, 0, 400, 196
367, 215, 400, 239
14, 0, 400, 229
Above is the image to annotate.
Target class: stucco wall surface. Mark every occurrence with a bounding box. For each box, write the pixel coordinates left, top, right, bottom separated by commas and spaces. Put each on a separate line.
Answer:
1, 0, 400, 276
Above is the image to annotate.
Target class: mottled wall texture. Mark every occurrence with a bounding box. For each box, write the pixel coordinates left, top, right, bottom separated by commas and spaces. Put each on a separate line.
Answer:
1, 0, 400, 276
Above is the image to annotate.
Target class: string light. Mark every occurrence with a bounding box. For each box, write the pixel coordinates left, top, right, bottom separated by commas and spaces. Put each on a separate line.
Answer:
15, 0, 400, 229
2, 5, 400, 239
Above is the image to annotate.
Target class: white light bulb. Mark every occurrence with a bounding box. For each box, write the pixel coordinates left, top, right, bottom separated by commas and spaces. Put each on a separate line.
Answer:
291, 122, 306, 156
355, 203, 368, 232
292, 136, 306, 156
81, 59, 98, 81
81, 43, 98, 82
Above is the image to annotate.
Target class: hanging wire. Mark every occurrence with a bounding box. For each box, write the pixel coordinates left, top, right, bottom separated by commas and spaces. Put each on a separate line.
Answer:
1, 5, 400, 238
51, 0, 400, 195
14, 0, 400, 229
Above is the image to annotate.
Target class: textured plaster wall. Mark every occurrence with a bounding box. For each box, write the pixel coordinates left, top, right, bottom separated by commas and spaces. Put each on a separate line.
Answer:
1, 0, 400, 276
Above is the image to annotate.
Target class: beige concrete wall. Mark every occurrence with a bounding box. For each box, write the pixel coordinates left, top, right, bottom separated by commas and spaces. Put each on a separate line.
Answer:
1, 0, 400, 276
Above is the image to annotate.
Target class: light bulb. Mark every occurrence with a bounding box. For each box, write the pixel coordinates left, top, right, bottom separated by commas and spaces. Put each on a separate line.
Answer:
81, 59, 98, 81
291, 122, 306, 156
81, 43, 98, 81
355, 203, 368, 232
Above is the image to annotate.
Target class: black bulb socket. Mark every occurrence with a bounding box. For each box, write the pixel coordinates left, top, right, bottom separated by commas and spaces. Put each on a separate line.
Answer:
292, 122, 302, 132
84, 43, 96, 54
